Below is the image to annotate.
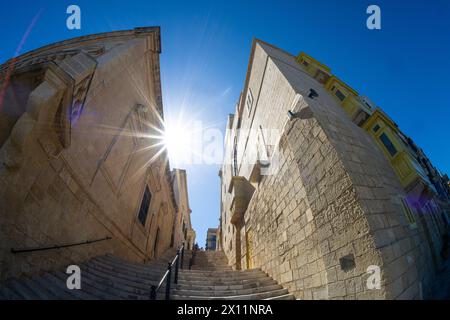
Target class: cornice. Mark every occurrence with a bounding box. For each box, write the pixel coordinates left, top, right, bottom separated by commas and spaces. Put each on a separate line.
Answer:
0, 26, 161, 75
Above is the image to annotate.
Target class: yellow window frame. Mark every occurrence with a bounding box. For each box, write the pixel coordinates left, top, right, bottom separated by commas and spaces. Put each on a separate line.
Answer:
374, 128, 401, 159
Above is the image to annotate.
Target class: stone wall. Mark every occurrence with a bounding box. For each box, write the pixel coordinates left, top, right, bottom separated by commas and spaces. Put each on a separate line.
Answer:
172, 169, 195, 249
0, 28, 177, 282
219, 40, 437, 299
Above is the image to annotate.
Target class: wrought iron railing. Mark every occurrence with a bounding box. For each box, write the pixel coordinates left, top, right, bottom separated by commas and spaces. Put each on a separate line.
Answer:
10, 236, 112, 254
150, 242, 184, 300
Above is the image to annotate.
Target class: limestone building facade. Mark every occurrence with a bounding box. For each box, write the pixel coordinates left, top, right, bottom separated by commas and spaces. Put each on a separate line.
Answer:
218, 40, 449, 299
205, 228, 218, 251
0, 27, 188, 282
171, 169, 196, 250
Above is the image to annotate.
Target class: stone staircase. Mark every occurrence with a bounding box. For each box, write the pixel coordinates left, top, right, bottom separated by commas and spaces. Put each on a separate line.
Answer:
0, 249, 180, 300
171, 250, 295, 300
0, 249, 294, 300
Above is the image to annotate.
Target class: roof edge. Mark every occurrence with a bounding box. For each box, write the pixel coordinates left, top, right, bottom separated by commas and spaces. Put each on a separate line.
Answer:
1, 26, 161, 67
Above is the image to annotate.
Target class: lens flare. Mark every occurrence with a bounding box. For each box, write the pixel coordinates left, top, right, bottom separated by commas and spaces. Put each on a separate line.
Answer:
162, 119, 194, 167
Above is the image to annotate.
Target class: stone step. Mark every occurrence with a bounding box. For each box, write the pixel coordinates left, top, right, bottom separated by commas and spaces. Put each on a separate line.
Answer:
151, 251, 193, 261
193, 252, 227, 257
190, 262, 229, 268
31, 274, 75, 300
176, 275, 271, 285
0, 251, 293, 300
190, 268, 231, 270
41, 272, 96, 300
192, 256, 227, 260
178, 273, 266, 282
171, 288, 289, 300
264, 293, 296, 300
80, 264, 155, 297
97, 256, 167, 277
195, 257, 228, 261
189, 264, 230, 268
88, 258, 163, 281
5, 278, 40, 299
67, 264, 165, 300
50, 271, 109, 300
193, 255, 227, 259
195, 251, 226, 255
172, 284, 283, 297
79, 269, 149, 300
146, 261, 193, 270
86, 261, 158, 285
190, 263, 230, 267
189, 268, 233, 272
190, 259, 228, 262
174, 278, 277, 291
192, 257, 228, 261
177, 271, 268, 282
19, 277, 58, 300
177, 268, 260, 276
0, 284, 23, 300
190, 263, 229, 268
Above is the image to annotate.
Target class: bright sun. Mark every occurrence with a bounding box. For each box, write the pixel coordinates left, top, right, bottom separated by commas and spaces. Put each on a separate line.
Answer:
162, 121, 193, 166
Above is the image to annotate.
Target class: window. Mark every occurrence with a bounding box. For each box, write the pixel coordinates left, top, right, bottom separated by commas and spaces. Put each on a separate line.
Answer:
401, 198, 416, 225
331, 85, 336, 91
302, 60, 309, 67
315, 70, 330, 84
372, 124, 380, 133
335, 89, 346, 101
379, 133, 398, 156
138, 186, 152, 226
246, 89, 254, 113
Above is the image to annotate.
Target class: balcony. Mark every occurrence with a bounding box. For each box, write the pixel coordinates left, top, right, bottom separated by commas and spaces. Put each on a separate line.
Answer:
228, 176, 255, 226
391, 150, 432, 190
339, 95, 371, 120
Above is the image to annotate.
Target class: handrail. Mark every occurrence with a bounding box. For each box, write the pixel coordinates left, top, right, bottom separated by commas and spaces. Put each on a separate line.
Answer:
155, 253, 178, 291
150, 242, 184, 300
11, 236, 112, 254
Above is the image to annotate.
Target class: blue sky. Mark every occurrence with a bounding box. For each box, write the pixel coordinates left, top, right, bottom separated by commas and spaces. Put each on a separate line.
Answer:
1, 0, 449, 245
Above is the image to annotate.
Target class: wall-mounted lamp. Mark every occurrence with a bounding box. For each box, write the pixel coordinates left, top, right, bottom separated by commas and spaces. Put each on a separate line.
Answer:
308, 89, 319, 99
287, 110, 296, 120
